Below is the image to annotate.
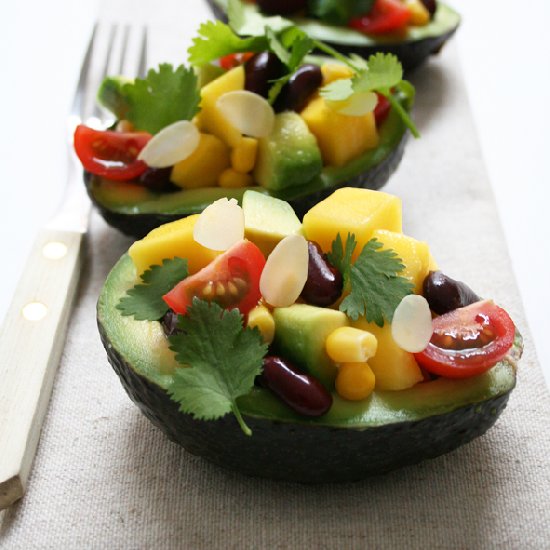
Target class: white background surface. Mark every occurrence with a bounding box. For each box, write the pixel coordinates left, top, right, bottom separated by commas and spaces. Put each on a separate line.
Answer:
0, 0, 548, 385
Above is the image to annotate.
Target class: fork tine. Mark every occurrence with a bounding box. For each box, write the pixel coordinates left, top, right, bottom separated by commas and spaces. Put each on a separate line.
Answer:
118, 25, 130, 74
91, 24, 117, 120
70, 22, 97, 118
137, 27, 148, 79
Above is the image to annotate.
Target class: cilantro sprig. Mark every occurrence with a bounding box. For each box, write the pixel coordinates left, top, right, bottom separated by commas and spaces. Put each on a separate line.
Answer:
168, 298, 268, 436
122, 64, 201, 134
117, 257, 188, 321
328, 234, 414, 326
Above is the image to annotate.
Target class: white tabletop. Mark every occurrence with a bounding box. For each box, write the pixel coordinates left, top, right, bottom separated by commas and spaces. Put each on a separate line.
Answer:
1, 0, 549, 386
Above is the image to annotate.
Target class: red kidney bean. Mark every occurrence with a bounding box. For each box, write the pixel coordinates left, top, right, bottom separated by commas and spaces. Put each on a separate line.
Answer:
245, 52, 285, 99
161, 310, 181, 337
257, 0, 307, 15
274, 64, 323, 113
300, 241, 343, 307
420, 0, 437, 17
423, 271, 481, 315
259, 356, 332, 417
138, 167, 177, 192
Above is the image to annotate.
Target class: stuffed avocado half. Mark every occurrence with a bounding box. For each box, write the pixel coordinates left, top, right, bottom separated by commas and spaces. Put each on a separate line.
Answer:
97, 188, 522, 483
76, 18, 417, 238
208, 0, 461, 71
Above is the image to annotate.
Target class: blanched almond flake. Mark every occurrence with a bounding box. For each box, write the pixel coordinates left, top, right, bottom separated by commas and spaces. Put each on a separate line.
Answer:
260, 235, 309, 308
391, 295, 433, 353
326, 91, 378, 116
193, 198, 245, 251
138, 120, 200, 168
216, 91, 275, 138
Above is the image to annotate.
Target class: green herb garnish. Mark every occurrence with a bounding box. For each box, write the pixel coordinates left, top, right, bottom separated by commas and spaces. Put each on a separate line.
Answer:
328, 234, 414, 326
116, 257, 188, 321
122, 64, 201, 134
168, 298, 268, 436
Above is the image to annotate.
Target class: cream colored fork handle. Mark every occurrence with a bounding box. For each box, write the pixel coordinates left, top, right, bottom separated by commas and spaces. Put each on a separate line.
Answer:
0, 228, 84, 509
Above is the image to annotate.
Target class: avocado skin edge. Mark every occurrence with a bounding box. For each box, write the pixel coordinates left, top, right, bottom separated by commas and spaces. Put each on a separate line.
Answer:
97, 313, 512, 483
205, 0, 458, 72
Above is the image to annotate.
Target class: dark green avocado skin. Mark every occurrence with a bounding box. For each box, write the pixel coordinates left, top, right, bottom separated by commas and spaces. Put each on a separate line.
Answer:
98, 314, 512, 483
206, 0, 458, 71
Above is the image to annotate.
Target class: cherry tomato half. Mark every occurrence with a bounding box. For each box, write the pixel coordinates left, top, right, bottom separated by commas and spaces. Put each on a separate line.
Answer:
374, 93, 391, 126
414, 301, 516, 379
74, 124, 151, 181
219, 52, 255, 70
163, 240, 266, 316
349, 0, 411, 35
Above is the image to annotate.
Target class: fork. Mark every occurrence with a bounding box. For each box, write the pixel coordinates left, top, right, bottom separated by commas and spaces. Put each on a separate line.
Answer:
0, 23, 147, 510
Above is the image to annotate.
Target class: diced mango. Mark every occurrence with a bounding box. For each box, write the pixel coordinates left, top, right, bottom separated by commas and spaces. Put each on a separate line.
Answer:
405, 0, 430, 25
231, 137, 258, 173
128, 215, 219, 276
218, 168, 254, 188
302, 188, 403, 254
170, 133, 230, 189
351, 317, 423, 390
321, 63, 354, 85
300, 96, 379, 167
371, 229, 431, 294
247, 305, 275, 344
195, 66, 245, 147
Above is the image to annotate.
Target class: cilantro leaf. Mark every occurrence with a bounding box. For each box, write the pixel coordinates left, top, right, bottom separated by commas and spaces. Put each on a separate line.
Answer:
228, 0, 292, 37
117, 258, 188, 321
330, 236, 414, 327
353, 52, 403, 94
168, 298, 268, 436
122, 64, 200, 134
187, 19, 267, 67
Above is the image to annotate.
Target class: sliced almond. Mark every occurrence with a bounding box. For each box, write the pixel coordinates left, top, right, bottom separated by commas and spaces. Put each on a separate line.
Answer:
138, 120, 200, 168
260, 235, 309, 308
326, 91, 378, 116
391, 295, 433, 353
216, 91, 275, 138
193, 198, 245, 251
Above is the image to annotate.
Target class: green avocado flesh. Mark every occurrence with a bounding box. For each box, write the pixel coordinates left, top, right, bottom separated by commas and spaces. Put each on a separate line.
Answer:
210, 0, 459, 45
87, 84, 411, 237
99, 254, 518, 429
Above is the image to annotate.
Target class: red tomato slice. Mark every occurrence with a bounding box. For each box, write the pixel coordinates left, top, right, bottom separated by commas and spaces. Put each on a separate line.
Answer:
374, 93, 391, 126
349, 0, 410, 35
163, 240, 266, 316
414, 301, 516, 379
219, 52, 255, 70
74, 124, 151, 181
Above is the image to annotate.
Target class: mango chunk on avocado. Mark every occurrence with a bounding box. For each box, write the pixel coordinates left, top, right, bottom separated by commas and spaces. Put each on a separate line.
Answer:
273, 304, 348, 390
128, 215, 219, 276
371, 229, 431, 294
351, 317, 423, 391
303, 188, 402, 254
195, 66, 244, 147
242, 190, 302, 256
170, 133, 230, 189
300, 96, 379, 167
254, 112, 323, 192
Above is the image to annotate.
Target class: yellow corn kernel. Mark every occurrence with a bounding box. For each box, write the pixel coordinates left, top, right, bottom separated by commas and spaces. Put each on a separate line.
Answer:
336, 362, 376, 401
247, 305, 275, 344
231, 137, 258, 174
405, 0, 430, 26
321, 63, 354, 85
325, 326, 378, 363
218, 168, 254, 188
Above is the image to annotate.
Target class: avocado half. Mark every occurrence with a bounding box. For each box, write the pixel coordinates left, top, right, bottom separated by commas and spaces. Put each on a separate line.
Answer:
206, 0, 461, 71
97, 254, 522, 483
85, 84, 411, 239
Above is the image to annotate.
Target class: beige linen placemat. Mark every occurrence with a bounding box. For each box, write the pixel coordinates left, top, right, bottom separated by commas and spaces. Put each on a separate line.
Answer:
1, 1, 549, 548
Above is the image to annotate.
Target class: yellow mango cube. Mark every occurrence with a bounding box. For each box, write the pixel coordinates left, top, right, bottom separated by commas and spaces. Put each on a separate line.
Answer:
371, 229, 431, 294
171, 133, 230, 189
300, 96, 379, 167
405, 0, 430, 25
195, 66, 245, 147
321, 63, 354, 85
352, 317, 423, 390
129, 215, 219, 276
302, 188, 403, 254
